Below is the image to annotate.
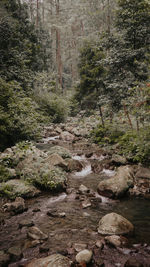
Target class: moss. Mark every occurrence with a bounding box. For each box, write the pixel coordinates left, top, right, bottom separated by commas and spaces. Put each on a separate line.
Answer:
0, 164, 12, 182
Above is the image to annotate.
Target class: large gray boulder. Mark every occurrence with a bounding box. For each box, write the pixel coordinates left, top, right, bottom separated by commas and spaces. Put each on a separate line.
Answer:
26, 254, 71, 267
98, 213, 134, 235
60, 131, 75, 141
97, 166, 134, 198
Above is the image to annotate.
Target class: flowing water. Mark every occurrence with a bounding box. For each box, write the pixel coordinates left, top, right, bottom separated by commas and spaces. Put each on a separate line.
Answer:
0, 141, 150, 265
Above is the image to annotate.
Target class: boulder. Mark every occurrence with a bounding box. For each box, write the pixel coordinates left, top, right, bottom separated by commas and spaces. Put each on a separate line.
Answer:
67, 159, 83, 172
0, 179, 40, 199
98, 212, 134, 235
26, 254, 71, 267
44, 153, 67, 170
48, 146, 71, 159
3, 197, 26, 214
135, 167, 150, 179
60, 131, 75, 141
27, 226, 48, 241
112, 154, 127, 165
97, 166, 134, 198
76, 249, 93, 264
79, 184, 89, 194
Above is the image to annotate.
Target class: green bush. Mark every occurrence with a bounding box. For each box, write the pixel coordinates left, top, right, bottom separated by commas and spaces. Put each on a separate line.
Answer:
36, 93, 70, 123
0, 78, 43, 150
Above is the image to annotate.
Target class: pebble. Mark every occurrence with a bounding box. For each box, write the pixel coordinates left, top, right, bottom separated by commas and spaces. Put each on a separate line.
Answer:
76, 249, 93, 263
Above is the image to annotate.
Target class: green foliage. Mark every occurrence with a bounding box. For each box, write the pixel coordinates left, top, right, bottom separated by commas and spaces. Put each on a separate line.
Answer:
118, 127, 150, 165
91, 123, 124, 145
36, 93, 70, 123
0, 78, 43, 150
0, 165, 11, 182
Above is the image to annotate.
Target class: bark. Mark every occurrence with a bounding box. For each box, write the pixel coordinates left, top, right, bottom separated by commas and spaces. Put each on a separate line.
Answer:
99, 106, 105, 128
123, 104, 133, 130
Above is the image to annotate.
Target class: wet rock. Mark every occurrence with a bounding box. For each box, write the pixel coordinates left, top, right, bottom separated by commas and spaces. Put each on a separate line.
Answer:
105, 235, 127, 247
0, 250, 10, 266
67, 159, 83, 172
44, 153, 67, 170
81, 198, 92, 209
8, 245, 22, 259
98, 213, 134, 235
47, 209, 66, 218
27, 226, 48, 241
76, 249, 93, 264
79, 184, 89, 194
60, 131, 75, 141
124, 257, 143, 267
97, 166, 134, 198
2, 197, 26, 214
95, 240, 104, 249
19, 219, 34, 228
74, 243, 87, 252
26, 254, 71, 267
0, 179, 40, 199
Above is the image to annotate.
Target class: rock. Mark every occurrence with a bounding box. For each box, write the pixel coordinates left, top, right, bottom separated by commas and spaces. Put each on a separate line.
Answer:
76, 249, 93, 264
60, 131, 75, 141
97, 166, 134, 198
98, 213, 134, 235
8, 245, 22, 258
48, 146, 71, 159
135, 167, 150, 179
55, 126, 62, 134
26, 254, 71, 267
67, 159, 83, 172
81, 199, 92, 209
74, 243, 87, 252
3, 197, 26, 214
44, 153, 68, 170
79, 184, 89, 194
0, 179, 40, 199
0, 250, 10, 266
124, 257, 143, 267
27, 226, 48, 241
23, 240, 41, 250
95, 240, 104, 249
112, 154, 127, 165
105, 235, 127, 247
19, 219, 34, 228
47, 210, 66, 218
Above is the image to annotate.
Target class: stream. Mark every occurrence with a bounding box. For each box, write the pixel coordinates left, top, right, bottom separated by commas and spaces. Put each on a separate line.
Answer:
0, 137, 150, 266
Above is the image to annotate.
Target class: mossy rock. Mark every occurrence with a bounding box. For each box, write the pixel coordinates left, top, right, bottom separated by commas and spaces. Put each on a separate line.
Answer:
33, 167, 67, 191
47, 146, 71, 159
0, 179, 40, 199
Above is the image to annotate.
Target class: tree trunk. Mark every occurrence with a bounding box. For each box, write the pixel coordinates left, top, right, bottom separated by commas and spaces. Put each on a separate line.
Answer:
99, 106, 105, 128
123, 104, 133, 130
36, 0, 39, 28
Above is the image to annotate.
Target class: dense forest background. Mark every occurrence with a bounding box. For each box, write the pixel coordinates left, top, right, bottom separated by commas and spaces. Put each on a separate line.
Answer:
0, 0, 150, 164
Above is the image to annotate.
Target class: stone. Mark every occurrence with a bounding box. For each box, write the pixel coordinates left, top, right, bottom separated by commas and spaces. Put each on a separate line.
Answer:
8, 245, 22, 257
79, 184, 89, 194
67, 159, 83, 172
48, 146, 71, 159
112, 154, 127, 165
76, 249, 93, 264
44, 153, 67, 170
19, 219, 34, 228
97, 166, 134, 198
3, 197, 26, 214
47, 210, 66, 218
95, 240, 104, 249
60, 131, 75, 141
26, 254, 71, 267
105, 235, 123, 247
0, 250, 10, 266
74, 243, 87, 252
124, 257, 143, 267
0, 179, 40, 199
27, 226, 48, 240
82, 199, 92, 209
98, 213, 134, 235
135, 167, 150, 180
